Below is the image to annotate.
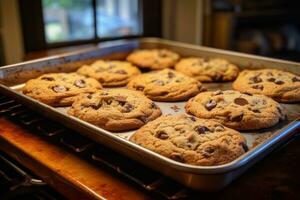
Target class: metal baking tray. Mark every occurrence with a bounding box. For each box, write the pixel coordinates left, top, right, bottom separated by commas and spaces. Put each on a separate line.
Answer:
0, 38, 299, 191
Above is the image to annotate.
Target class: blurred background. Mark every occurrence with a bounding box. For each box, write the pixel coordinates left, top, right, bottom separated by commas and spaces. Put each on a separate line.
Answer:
1, 0, 300, 65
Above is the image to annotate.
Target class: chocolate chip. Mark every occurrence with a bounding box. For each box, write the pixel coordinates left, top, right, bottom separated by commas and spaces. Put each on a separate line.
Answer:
170, 153, 185, 163
167, 71, 175, 78
249, 76, 262, 83
194, 126, 210, 134
175, 79, 181, 83
52, 85, 67, 93
41, 76, 55, 81
241, 142, 248, 152
230, 113, 243, 122
160, 91, 169, 96
114, 96, 127, 104
135, 85, 144, 91
234, 97, 249, 106
156, 130, 169, 139
189, 116, 196, 122
122, 103, 133, 113
213, 90, 223, 95
214, 125, 225, 132
267, 77, 276, 82
242, 92, 253, 96
251, 109, 261, 113
252, 85, 264, 90
205, 99, 217, 111
203, 146, 215, 157
155, 80, 165, 86
74, 79, 86, 88
105, 99, 112, 105
275, 80, 284, 85
87, 94, 93, 99
115, 69, 127, 74
139, 116, 148, 123
90, 102, 102, 110
292, 77, 300, 82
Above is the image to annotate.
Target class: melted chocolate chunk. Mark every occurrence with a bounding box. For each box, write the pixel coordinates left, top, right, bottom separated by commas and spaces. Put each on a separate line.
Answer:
139, 116, 148, 123
251, 109, 261, 113
252, 85, 264, 90
156, 130, 169, 139
167, 71, 175, 78
230, 113, 243, 122
242, 92, 253, 96
105, 99, 112, 105
122, 103, 133, 113
203, 146, 215, 157
267, 77, 276, 82
52, 85, 67, 93
234, 97, 249, 106
74, 79, 86, 88
275, 80, 284, 85
160, 91, 169, 96
135, 85, 145, 91
115, 69, 127, 74
90, 102, 102, 110
249, 76, 262, 83
41, 76, 55, 81
194, 126, 210, 134
292, 77, 300, 82
205, 99, 217, 111
170, 153, 185, 163
87, 94, 93, 99
189, 116, 196, 122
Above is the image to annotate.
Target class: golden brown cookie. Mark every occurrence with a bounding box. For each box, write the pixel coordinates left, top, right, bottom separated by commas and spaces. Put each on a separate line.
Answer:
175, 57, 239, 82
130, 114, 247, 166
126, 49, 180, 70
127, 69, 203, 101
185, 90, 285, 130
22, 73, 102, 106
232, 69, 300, 102
77, 60, 141, 87
68, 89, 162, 131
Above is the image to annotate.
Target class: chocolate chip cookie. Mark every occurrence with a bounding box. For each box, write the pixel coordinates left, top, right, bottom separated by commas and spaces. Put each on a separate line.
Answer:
77, 60, 141, 87
68, 89, 162, 131
126, 49, 180, 70
185, 90, 285, 130
233, 69, 300, 102
22, 73, 102, 106
127, 69, 203, 101
175, 57, 239, 82
130, 114, 247, 166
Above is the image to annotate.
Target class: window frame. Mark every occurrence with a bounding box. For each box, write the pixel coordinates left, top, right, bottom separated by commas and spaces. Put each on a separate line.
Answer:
19, 0, 161, 52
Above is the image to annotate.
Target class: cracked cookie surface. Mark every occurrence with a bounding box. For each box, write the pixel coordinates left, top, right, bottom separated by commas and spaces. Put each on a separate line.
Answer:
22, 73, 102, 106
77, 60, 141, 87
127, 69, 203, 101
130, 114, 247, 166
126, 49, 180, 70
233, 69, 300, 102
175, 57, 239, 82
68, 89, 162, 131
185, 90, 285, 130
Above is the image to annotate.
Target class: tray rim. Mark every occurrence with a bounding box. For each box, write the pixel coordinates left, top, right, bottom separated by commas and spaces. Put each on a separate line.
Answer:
0, 37, 299, 175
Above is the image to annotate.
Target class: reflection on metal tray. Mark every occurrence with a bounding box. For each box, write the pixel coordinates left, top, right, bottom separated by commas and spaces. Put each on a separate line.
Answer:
0, 38, 299, 191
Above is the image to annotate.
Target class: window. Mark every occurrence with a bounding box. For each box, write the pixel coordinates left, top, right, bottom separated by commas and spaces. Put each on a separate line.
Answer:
19, 0, 161, 52
41, 0, 142, 43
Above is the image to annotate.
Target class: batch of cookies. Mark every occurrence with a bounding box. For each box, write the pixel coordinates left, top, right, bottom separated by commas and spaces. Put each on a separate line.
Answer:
22, 48, 300, 166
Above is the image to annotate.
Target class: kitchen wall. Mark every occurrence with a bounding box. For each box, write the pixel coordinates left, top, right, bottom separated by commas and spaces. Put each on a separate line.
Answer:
0, 0, 24, 65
